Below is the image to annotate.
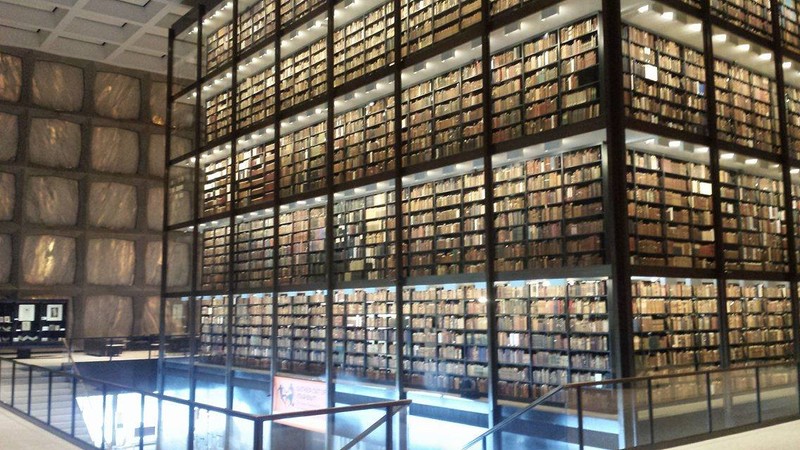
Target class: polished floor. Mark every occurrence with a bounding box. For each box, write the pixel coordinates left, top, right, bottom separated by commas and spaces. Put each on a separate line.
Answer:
670, 420, 800, 449
0, 406, 81, 449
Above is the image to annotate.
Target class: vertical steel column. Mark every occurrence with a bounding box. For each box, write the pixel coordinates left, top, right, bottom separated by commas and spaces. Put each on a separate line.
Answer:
159, 26, 176, 396
600, 0, 634, 379
225, 0, 242, 412
479, 0, 500, 429
392, 0, 405, 400
699, 0, 731, 369
770, 0, 800, 382
269, 3, 284, 408
324, 0, 336, 410
188, 7, 206, 450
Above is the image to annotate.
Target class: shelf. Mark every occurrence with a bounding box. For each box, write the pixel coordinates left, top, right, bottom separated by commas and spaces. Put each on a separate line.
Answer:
632, 278, 720, 376
726, 280, 794, 365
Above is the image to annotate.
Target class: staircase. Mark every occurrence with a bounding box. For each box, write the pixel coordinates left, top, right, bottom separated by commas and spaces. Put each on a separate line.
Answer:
0, 363, 95, 446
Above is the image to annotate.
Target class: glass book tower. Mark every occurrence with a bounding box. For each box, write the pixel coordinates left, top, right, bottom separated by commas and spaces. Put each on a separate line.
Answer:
163, 0, 800, 436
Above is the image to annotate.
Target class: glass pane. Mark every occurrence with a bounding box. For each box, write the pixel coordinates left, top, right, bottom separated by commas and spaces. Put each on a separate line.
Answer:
759, 364, 799, 421
652, 373, 708, 443
165, 230, 194, 294
13, 365, 30, 413
0, 359, 13, 403
158, 399, 191, 450
193, 407, 229, 449
710, 369, 758, 431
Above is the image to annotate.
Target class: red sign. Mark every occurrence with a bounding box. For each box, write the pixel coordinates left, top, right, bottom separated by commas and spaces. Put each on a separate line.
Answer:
272, 375, 328, 433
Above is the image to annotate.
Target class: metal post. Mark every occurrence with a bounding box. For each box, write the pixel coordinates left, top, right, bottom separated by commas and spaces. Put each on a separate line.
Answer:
101, 384, 107, 449
253, 418, 264, 450
71, 376, 77, 437
139, 393, 146, 450
705, 372, 713, 433
26, 366, 32, 415
577, 386, 585, 450
755, 366, 762, 424
647, 378, 655, 445
47, 371, 52, 425
385, 406, 393, 450
10, 361, 15, 408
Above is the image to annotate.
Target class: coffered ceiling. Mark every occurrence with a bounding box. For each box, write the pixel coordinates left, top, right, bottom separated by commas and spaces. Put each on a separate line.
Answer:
0, 0, 194, 73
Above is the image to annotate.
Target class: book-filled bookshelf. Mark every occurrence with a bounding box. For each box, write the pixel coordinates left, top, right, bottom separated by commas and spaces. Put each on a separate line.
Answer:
168, 0, 800, 417
626, 148, 715, 268
491, 16, 601, 143
493, 146, 605, 272
622, 25, 707, 136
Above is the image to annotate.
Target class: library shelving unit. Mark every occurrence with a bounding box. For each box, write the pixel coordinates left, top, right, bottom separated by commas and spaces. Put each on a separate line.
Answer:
166, 0, 800, 426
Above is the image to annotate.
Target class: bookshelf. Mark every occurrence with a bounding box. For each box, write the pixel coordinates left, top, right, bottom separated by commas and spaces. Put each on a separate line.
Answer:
402, 165, 486, 278
201, 224, 231, 291
786, 85, 800, 160
334, 186, 397, 283
278, 0, 325, 31
233, 294, 273, 369
726, 281, 793, 365
719, 159, 787, 272
234, 212, 275, 289
279, 36, 326, 110
333, 288, 398, 383
491, 16, 601, 144
200, 295, 228, 366
333, 95, 395, 185
400, 0, 481, 58
493, 146, 605, 272
632, 278, 720, 376
276, 290, 327, 376
626, 148, 715, 269
278, 121, 326, 198
402, 59, 483, 166
713, 57, 780, 155
622, 25, 707, 136
202, 156, 232, 217
238, 0, 277, 53
495, 279, 609, 402
783, 1, 800, 56
402, 283, 489, 396
793, 172, 800, 271
236, 143, 276, 208
170, 0, 800, 415
277, 201, 326, 287
333, 2, 395, 88
710, 0, 772, 41
0, 300, 68, 347
237, 64, 276, 129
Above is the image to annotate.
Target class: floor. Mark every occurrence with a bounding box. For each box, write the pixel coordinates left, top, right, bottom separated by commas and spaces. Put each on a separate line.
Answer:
669, 420, 800, 449
0, 406, 81, 449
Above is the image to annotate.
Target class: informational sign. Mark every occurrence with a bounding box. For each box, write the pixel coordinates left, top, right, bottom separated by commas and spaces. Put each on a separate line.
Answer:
272, 375, 328, 433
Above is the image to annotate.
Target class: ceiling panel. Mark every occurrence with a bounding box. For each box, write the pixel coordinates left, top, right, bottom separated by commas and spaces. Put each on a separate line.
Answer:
0, 0, 192, 73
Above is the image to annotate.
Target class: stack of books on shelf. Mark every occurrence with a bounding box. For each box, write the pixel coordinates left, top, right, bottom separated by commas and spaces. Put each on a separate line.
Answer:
726, 281, 793, 365
333, 289, 398, 382
495, 279, 609, 402
402, 59, 484, 166
632, 279, 720, 376
333, 2, 395, 88
402, 170, 486, 277
333, 96, 396, 184
277, 206, 326, 286
276, 291, 327, 375
622, 25, 707, 135
334, 191, 397, 282
494, 146, 605, 272
279, 122, 326, 197
202, 227, 230, 290
400, 0, 481, 57
719, 169, 787, 272
626, 150, 715, 268
491, 17, 600, 144
234, 217, 275, 289
402, 284, 489, 395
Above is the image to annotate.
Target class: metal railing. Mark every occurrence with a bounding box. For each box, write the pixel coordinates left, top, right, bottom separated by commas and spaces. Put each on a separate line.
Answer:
465, 361, 800, 449
0, 356, 411, 449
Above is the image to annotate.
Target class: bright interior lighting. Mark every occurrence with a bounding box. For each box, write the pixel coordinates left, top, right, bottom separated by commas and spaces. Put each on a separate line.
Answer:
661, 11, 674, 21
668, 140, 681, 148
713, 33, 727, 42
745, 158, 758, 165
637, 5, 650, 13
721, 153, 735, 159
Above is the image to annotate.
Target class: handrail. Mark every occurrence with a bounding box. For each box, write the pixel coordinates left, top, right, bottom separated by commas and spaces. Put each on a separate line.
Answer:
463, 359, 800, 449
462, 386, 565, 449
563, 359, 796, 389
0, 355, 411, 422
